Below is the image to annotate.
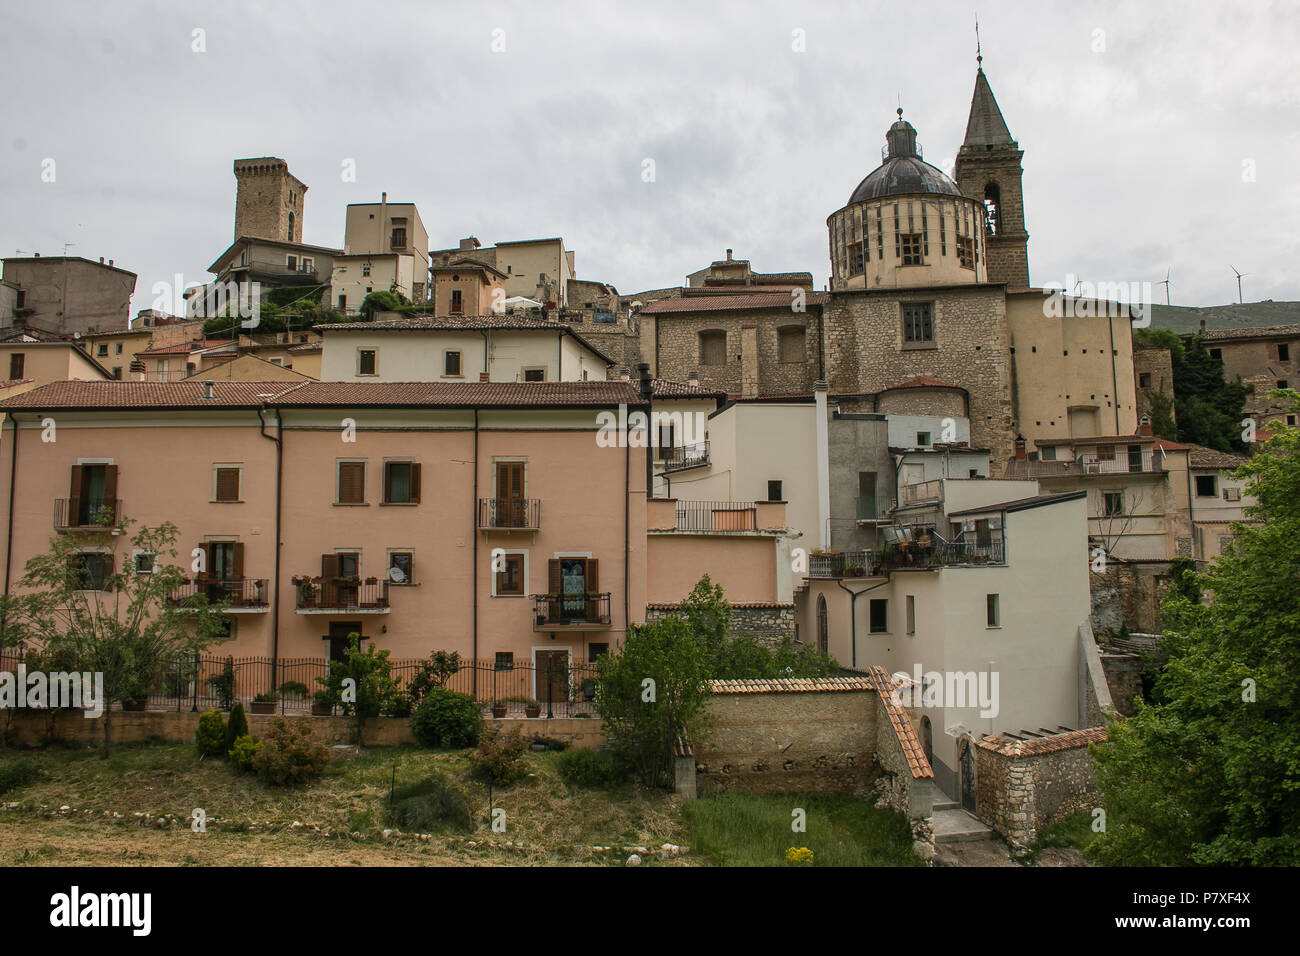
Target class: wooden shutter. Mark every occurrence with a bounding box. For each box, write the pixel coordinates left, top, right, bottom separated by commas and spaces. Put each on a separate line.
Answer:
102, 465, 118, 516
232, 543, 245, 580
68, 465, 83, 523
548, 559, 561, 595
216, 467, 240, 501
338, 461, 365, 503
585, 558, 599, 594
197, 543, 212, 580
321, 553, 340, 578
408, 463, 421, 503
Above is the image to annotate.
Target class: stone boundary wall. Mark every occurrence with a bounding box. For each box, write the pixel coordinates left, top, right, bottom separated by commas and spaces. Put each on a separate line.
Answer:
0, 710, 605, 750
974, 727, 1106, 852
645, 603, 797, 646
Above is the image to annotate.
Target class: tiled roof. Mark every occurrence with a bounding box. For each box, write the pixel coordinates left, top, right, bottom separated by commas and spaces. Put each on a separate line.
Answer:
976, 726, 1106, 758
649, 602, 793, 611
0, 381, 300, 410
1187, 443, 1248, 469
885, 376, 963, 391
1200, 323, 1300, 341
1151, 437, 1191, 452
0, 378, 34, 391
320, 314, 574, 332
639, 292, 829, 314
708, 676, 878, 694
866, 665, 934, 779
649, 379, 728, 400
269, 380, 644, 408
288, 342, 322, 353
138, 339, 236, 356
947, 491, 1087, 517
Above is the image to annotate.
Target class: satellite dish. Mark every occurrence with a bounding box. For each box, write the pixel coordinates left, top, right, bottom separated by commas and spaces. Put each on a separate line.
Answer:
388, 566, 406, 583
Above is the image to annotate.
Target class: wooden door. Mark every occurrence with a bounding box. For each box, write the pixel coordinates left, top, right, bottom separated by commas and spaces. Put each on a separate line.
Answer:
496, 462, 525, 527
535, 650, 569, 705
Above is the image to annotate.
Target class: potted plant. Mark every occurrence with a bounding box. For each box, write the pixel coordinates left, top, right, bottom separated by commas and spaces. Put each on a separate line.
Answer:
294, 576, 318, 607
250, 691, 279, 715
311, 689, 334, 716
490, 700, 508, 719
121, 696, 148, 712
508, 695, 541, 718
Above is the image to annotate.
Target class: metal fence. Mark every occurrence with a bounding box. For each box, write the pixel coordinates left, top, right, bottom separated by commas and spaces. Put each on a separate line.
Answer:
674, 500, 757, 532
0, 651, 601, 717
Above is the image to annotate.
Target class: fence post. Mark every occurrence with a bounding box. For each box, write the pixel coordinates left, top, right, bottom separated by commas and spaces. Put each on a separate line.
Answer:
191, 651, 199, 713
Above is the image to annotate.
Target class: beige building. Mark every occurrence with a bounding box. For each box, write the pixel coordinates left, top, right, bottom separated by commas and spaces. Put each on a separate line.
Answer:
431, 237, 575, 308
0, 327, 113, 386
331, 197, 430, 310
430, 260, 508, 317
1201, 325, 1298, 429
316, 314, 613, 383
0, 256, 137, 336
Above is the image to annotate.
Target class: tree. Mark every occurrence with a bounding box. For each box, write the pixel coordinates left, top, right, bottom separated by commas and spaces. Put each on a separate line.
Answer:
314, 634, 398, 747
0, 519, 229, 757
360, 289, 409, 320
1089, 392, 1300, 865
1135, 329, 1251, 452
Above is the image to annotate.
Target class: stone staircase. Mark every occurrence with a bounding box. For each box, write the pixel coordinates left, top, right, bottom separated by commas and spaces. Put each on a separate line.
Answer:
931, 800, 994, 844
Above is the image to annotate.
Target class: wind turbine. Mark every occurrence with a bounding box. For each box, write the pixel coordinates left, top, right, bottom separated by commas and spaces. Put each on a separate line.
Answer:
1230, 265, 1248, 304
1156, 267, 1171, 306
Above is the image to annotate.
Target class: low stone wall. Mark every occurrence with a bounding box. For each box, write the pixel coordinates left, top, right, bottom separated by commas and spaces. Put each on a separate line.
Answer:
974, 727, 1106, 852
1099, 652, 1143, 717
644, 603, 797, 647
0, 710, 604, 750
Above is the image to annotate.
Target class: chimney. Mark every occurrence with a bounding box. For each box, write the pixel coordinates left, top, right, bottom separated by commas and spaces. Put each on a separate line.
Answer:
725, 248, 733, 261
108, 260, 114, 267
203, 381, 216, 400
99, 256, 104, 264
1199, 319, 1206, 332
1014, 435, 1027, 460
33, 252, 39, 257
1137, 415, 1153, 437
687, 370, 699, 386
619, 367, 630, 382
460, 237, 480, 251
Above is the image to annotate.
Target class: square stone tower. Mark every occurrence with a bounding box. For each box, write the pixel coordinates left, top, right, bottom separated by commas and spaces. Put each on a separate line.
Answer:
233, 157, 307, 243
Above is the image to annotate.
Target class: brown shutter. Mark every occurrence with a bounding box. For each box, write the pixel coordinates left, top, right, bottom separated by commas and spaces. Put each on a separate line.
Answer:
321, 553, 340, 578
232, 542, 245, 580
586, 558, 599, 594
102, 465, 118, 516
197, 543, 212, 580
548, 559, 561, 596
408, 463, 421, 503
68, 465, 83, 524
338, 462, 364, 503
216, 467, 240, 502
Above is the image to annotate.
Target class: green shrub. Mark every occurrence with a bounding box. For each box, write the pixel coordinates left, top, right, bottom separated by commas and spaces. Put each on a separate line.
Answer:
224, 702, 249, 754
251, 718, 330, 787
228, 734, 262, 773
382, 691, 412, 718
556, 748, 630, 789
0, 758, 40, 795
386, 776, 473, 832
195, 708, 226, 757
410, 688, 482, 749
208, 658, 236, 711
278, 681, 309, 699
469, 728, 530, 786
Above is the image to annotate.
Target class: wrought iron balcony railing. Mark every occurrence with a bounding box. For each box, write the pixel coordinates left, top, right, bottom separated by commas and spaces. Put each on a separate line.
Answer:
53, 498, 123, 531
531, 592, 612, 629
478, 498, 541, 530
168, 578, 269, 609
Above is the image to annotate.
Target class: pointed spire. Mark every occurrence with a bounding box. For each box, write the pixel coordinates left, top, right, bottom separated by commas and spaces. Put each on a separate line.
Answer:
962, 67, 1015, 148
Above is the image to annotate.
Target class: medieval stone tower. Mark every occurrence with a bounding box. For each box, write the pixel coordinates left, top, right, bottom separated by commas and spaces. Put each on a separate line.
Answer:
233, 157, 307, 243
954, 67, 1029, 289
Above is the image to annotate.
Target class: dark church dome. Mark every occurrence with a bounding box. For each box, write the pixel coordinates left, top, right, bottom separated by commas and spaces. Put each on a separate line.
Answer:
848, 111, 964, 203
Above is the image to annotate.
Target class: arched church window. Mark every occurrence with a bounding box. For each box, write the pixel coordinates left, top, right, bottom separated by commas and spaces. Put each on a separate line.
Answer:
983, 183, 1001, 236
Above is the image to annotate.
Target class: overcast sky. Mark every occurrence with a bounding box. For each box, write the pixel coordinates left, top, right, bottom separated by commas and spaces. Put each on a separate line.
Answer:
2, 0, 1296, 317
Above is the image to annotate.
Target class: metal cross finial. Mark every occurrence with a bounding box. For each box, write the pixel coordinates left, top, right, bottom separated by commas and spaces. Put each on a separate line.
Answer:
975, 17, 983, 66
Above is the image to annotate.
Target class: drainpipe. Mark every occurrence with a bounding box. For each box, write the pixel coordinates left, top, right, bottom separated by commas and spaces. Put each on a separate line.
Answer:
624, 428, 631, 641
1109, 315, 1120, 434
835, 577, 890, 669
478, 330, 490, 379
638, 363, 653, 499
257, 405, 283, 685
814, 381, 830, 549
472, 408, 479, 696
1, 412, 21, 642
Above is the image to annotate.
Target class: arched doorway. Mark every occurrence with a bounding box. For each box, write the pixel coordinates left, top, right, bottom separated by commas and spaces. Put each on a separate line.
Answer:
959, 736, 976, 813
816, 595, 828, 654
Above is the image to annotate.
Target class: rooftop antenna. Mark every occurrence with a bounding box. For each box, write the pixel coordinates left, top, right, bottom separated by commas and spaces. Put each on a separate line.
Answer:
62, 242, 75, 256
1230, 265, 1248, 304
975, 16, 983, 68
1157, 267, 1171, 306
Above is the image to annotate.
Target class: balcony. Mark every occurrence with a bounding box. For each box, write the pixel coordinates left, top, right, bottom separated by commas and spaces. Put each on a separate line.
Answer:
478, 498, 541, 531
674, 500, 757, 532
1079, 452, 1162, 475
882, 537, 1005, 569
532, 592, 612, 630
900, 479, 943, 506
294, 577, 390, 613
657, 441, 710, 472
168, 578, 269, 612
54, 498, 123, 532
808, 550, 876, 578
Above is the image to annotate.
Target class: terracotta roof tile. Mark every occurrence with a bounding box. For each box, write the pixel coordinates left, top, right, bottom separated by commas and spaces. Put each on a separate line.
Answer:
1201, 324, 1300, 342
650, 379, 728, 400
885, 376, 964, 391
639, 292, 829, 314
0, 380, 300, 410
320, 314, 575, 332
976, 726, 1106, 757
867, 665, 934, 779
708, 676, 878, 694
268, 380, 644, 408
1186, 443, 1249, 469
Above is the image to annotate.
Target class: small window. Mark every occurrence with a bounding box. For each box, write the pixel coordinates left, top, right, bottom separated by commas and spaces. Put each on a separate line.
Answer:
1209, 348, 1223, 361
214, 465, 241, 502
1103, 492, 1124, 516
900, 233, 924, 265
97, 344, 108, 357
9, 353, 25, 380
902, 304, 933, 344
986, 593, 1000, 627
956, 236, 974, 269
497, 554, 524, 596
112, 367, 122, 379
391, 226, 407, 249
337, 461, 366, 504
115, 342, 123, 355
1277, 380, 1288, 390
286, 255, 297, 271
383, 461, 420, 504
71, 552, 111, 591
588, 642, 610, 662
450, 289, 463, 314
1288, 415, 1298, 426
916, 431, 931, 447
1040, 446, 1057, 461
767, 480, 783, 501
444, 350, 462, 376
358, 349, 377, 375
1279, 343, 1291, 362
1138, 372, 1152, 388
495, 652, 515, 671
906, 595, 915, 635
699, 330, 726, 366
301, 257, 313, 273
268, 358, 282, 366
362, 263, 371, 277
869, 599, 888, 634
388, 551, 414, 584
522, 368, 546, 382
132, 550, 156, 574
1195, 474, 1218, 498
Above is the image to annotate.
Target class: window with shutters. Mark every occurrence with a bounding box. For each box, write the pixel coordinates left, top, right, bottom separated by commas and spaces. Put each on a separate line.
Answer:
9, 353, 25, 380
357, 349, 377, 376
70, 551, 112, 591
382, 460, 420, 504
444, 350, 462, 376
450, 289, 463, 315
67, 463, 118, 527
495, 552, 525, 596
699, 330, 726, 366
213, 464, 242, 502
336, 460, 367, 504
